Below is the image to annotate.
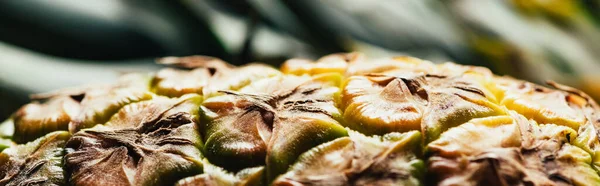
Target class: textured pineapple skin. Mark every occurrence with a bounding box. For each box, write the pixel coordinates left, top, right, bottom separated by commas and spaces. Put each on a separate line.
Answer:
1, 53, 600, 186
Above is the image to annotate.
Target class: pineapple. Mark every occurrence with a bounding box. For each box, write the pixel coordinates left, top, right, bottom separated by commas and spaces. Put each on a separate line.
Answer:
1, 53, 600, 185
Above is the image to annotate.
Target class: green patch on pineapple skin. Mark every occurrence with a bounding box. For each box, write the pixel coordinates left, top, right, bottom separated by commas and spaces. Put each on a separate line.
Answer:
0, 131, 70, 186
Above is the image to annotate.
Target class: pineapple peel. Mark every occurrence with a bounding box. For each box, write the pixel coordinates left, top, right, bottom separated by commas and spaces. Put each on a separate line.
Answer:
3, 53, 600, 185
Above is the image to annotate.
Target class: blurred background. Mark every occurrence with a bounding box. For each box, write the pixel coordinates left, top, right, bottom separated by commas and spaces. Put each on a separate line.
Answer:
1, 0, 600, 120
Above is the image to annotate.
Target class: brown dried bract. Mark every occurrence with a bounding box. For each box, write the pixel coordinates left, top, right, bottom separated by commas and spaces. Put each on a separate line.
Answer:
428, 113, 600, 186
273, 131, 423, 186
64, 96, 204, 186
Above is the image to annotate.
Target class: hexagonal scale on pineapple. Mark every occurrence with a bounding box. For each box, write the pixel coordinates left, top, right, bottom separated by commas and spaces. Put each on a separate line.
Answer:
202, 63, 282, 98
426, 115, 522, 157
273, 130, 424, 186
68, 87, 153, 133
104, 94, 203, 130
344, 55, 436, 76
12, 96, 79, 143
151, 68, 213, 97
200, 74, 348, 181
153, 56, 235, 97
340, 74, 426, 135
64, 96, 204, 186
417, 73, 506, 143
0, 131, 70, 186
280, 53, 359, 75
340, 70, 505, 142
25, 72, 155, 135
548, 81, 600, 174
490, 77, 587, 130
428, 112, 600, 186
434, 62, 494, 77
